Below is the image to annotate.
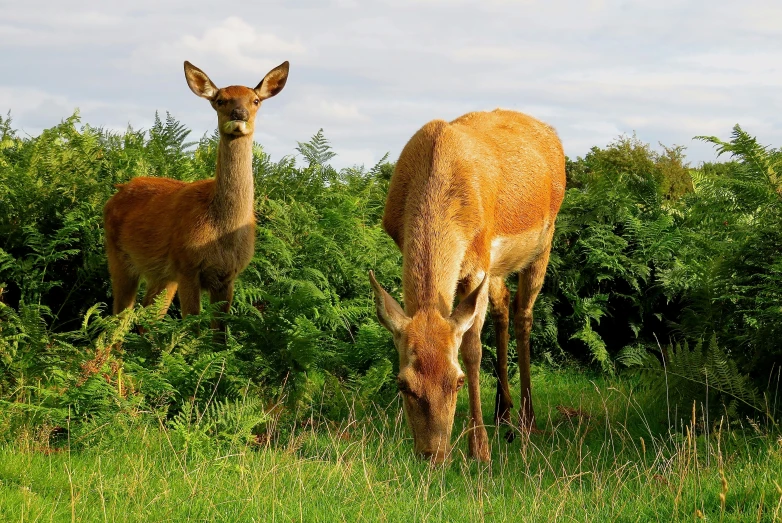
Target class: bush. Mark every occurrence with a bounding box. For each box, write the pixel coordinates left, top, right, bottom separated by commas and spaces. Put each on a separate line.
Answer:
0, 112, 400, 437
1, 113, 779, 437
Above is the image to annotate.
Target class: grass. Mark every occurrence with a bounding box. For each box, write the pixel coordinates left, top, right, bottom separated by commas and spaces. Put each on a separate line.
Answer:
1, 366, 781, 522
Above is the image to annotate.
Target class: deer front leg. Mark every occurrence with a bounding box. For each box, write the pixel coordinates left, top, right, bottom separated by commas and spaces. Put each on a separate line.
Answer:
209, 279, 234, 342
461, 319, 490, 461
142, 280, 178, 318
107, 252, 140, 315
489, 277, 513, 436
136, 280, 178, 335
458, 277, 491, 462
177, 276, 203, 319
515, 305, 536, 431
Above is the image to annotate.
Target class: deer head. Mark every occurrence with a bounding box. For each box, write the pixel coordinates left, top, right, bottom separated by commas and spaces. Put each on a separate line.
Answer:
184, 60, 289, 137
368, 271, 487, 463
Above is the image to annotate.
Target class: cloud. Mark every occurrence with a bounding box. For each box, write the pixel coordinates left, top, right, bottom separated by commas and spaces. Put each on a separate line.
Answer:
129, 17, 305, 76
179, 18, 306, 70
0, 86, 151, 137
285, 96, 370, 124
327, 147, 378, 169
0, 87, 75, 133
451, 46, 522, 64
0, 7, 124, 47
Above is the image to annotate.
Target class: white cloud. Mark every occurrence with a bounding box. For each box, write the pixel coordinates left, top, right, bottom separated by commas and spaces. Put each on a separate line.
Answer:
0, 6, 125, 47
286, 96, 370, 124
451, 46, 522, 63
329, 147, 378, 169
0, 86, 152, 137
129, 17, 305, 77
0, 87, 74, 133
179, 18, 305, 68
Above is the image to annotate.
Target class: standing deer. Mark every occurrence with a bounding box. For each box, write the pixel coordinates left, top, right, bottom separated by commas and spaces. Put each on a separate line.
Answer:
103, 60, 289, 331
369, 109, 565, 463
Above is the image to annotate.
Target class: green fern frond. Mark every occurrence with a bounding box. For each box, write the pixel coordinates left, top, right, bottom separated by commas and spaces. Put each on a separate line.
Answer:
619, 335, 763, 418
296, 128, 336, 167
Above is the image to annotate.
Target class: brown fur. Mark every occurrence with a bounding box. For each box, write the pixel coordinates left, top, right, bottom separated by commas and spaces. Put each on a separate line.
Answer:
103, 61, 289, 331
370, 109, 565, 462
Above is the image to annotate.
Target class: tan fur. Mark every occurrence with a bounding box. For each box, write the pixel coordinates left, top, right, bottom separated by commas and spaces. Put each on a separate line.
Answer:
370, 109, 565, 462
103, 61, 289, 331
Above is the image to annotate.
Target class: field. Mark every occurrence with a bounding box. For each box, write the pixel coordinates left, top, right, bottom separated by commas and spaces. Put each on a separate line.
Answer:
1, 115, 782, 521
3, 368, 781, 522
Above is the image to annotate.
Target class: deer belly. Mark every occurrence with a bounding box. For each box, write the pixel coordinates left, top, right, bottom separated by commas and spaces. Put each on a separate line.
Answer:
489, 226, 549, 276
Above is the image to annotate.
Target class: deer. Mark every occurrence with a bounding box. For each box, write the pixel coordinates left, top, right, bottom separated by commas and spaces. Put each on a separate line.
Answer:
369, 109, 565, 463
103, 60, 289, 333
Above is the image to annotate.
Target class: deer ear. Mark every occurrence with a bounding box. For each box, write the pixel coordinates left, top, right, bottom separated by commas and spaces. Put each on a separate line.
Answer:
184, 61, 218, 100
450, 275, 488, 336
368, 271, 409, 337
255, 61, 289, 101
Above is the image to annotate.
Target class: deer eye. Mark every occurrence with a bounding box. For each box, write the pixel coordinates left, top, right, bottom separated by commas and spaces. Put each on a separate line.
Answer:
456, 376, 466, 391
253, 99, 260, 105
215, 99, 225, 106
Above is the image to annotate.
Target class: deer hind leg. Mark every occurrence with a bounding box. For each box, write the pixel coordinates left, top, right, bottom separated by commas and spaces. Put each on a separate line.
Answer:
141, 280, 178, 318
177, 275, 203, 319
107, 252, 139, 315
208, 278, 235, 342
489, 277, 513, 435
514, 241, 553, 432
457, 274, 491, 462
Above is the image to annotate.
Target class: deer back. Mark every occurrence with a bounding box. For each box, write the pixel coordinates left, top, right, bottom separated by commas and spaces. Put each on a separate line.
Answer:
382, 109, 566, 312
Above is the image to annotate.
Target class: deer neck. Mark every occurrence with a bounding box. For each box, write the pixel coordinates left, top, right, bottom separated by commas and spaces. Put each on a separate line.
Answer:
401, 191, 468, 317
210, 133, 255, 229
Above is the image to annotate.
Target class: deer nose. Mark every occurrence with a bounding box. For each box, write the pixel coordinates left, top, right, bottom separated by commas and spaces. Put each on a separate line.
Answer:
230, 108, 249, 121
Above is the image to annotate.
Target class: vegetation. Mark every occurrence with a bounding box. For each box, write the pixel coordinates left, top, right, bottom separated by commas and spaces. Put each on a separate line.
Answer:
3, 372, 781, 522
0, 111, 780, 520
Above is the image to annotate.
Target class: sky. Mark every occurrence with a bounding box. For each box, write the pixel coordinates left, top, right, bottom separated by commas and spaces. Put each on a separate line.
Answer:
1, 0, 781, 170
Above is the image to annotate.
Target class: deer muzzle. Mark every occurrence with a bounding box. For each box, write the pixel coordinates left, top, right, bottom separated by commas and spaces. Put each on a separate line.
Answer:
222, 120, 250, 135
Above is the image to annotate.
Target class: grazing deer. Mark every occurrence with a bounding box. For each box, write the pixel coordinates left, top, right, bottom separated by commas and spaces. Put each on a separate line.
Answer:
103, 60, 289, 332
369, 109, 565, 463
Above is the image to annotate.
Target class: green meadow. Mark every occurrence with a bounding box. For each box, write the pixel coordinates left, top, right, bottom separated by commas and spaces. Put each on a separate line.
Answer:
4, 370, 780, 522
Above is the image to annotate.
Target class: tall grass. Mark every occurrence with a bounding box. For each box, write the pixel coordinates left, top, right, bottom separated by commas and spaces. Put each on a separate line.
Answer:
2, 369, 780, 522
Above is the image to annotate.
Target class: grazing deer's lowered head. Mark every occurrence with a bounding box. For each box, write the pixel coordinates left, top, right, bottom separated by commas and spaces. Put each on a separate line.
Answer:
370, 271, 487, 463
103, 60, 289, 333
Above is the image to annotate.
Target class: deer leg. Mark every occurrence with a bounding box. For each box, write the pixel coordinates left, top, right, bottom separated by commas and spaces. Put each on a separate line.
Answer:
108, 254, 139, 315
209, 279, 234, 342
458, 275, 491, 462
489, 277, 513, 436
142, 281, 178, 318
133, 280, 177, 335
514, 241, 553, 432
177, 276, 203, 319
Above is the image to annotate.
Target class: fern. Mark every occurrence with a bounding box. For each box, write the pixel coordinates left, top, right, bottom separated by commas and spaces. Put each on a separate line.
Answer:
296, 128, 336, 167
696, 125, 781, 193
167, 396, 268, 457
4, 112, 780, 437
618, 335, 765, 419
570, 319, 613, 374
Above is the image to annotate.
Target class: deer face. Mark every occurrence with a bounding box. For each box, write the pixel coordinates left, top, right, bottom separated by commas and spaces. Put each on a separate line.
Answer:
184, 60, 289, 137
211, 86, 262, 136
394, 311, 467, 462
368, 271, 484, 464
